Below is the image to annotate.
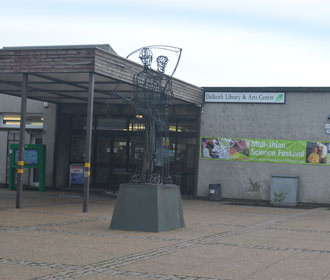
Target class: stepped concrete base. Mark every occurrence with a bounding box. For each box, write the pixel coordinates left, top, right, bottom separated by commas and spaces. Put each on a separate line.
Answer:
110, 183, 185, 232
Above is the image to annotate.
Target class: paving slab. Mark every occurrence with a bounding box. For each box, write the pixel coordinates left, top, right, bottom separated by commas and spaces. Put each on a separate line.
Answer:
0, 230, 175, 266
120, 246, 294, 279
271, 211, 330, 231
0, 263, 60, 280
249, 252, 330, 280
0, 211, 93, 227
1, 189, 330, 280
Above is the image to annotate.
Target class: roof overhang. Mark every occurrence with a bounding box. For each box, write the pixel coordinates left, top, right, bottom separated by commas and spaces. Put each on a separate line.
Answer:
0, 45, 203, 105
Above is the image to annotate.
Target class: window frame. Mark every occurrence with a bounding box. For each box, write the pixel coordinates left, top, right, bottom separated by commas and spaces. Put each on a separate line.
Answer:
0, 114, 44, 129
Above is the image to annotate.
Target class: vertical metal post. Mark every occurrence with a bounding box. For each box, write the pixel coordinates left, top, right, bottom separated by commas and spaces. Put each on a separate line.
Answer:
193, 105, 202, 199
83, 73, 95, 212
16, 73, 28, 208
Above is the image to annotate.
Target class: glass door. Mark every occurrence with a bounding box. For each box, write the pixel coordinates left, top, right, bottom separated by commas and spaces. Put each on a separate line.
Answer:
93, 136, 129, 190
112, 138, 129, 189
94, 136, 112, 186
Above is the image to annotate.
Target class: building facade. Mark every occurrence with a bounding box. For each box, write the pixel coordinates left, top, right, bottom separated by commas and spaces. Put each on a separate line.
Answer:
198, 88, 330, 204
1, 46, 330, 205
0, 94, 56, 187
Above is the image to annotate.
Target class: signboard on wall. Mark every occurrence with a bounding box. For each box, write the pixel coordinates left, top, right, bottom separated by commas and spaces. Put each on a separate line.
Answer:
204, 92, 285, 104
201, 137, 330, 165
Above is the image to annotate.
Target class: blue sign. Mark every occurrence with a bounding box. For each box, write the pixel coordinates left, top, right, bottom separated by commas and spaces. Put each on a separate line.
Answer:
15, 150, 38, 165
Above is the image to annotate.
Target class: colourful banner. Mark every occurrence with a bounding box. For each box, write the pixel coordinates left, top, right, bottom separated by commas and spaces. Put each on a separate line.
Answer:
201, 137, 330, 165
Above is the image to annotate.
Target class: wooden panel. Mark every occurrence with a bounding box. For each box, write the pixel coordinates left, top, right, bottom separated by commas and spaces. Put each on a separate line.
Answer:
94, 49, 203, 105
171, 79, 204, 105
0, 47, 203, 105
0, 49, 95, 73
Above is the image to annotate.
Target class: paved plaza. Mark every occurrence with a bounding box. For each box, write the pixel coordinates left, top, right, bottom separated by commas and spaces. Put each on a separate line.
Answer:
1, 188, 330, 280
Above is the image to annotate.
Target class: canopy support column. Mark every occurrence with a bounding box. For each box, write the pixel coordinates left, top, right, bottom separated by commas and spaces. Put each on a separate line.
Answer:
83, 73, 95, 212
16, 73, 28, 209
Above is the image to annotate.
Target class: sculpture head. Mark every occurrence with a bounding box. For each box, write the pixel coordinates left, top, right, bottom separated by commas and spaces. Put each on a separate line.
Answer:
139, 48, 153, 68
156, 56, 168, 73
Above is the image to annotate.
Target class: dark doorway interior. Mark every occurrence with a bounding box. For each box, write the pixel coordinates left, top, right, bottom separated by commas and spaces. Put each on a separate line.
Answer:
64, 104, 198, 196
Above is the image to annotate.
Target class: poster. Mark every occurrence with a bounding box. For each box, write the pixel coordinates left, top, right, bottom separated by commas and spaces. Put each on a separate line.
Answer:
15, 149, 38, 165
201, 137, 330, 165
69, 164, 84, 185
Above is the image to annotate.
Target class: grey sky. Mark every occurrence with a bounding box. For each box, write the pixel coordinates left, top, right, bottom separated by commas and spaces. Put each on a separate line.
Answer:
1, 0, 330, 87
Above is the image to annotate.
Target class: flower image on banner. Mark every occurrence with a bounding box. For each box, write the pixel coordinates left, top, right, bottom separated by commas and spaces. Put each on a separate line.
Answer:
201, 137, 232, 159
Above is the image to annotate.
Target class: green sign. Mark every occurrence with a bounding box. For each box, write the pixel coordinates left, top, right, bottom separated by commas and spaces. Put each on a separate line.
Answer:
9, 144, 46, 192
201, 137, 330, 165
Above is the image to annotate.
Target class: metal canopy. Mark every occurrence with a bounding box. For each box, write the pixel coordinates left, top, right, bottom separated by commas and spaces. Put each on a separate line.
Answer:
0, 72, 134, 104
0, 45, 204, 105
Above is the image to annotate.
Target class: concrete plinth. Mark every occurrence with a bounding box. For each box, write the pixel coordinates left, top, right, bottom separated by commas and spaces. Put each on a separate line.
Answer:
110, 183, 185, 232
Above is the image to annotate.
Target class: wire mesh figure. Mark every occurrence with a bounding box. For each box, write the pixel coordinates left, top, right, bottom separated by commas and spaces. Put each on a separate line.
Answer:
154, 55, 173, 183
131, 48, 174, 184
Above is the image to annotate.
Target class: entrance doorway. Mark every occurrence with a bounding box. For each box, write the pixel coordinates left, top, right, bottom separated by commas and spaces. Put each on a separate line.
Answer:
68, 110, 198, 196
92, 135, 129, 191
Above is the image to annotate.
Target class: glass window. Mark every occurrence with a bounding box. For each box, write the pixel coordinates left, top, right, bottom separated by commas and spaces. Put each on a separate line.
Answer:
0, 114, 43, 129
95, 137, 111, 163
176, 138, 197, 169
168, 120, 177, 132
72, 116, 85, 130
177, 119, 197, 133
72, 116, 96, 130
129, 137, 144, 164
169, 138, 176, 162
177, 144, 187, 163
129, 120, 145, 131
97, 118, 127, 131
178, 138, 197, 145
71, 135, 85, 162
113, 139, 127, 165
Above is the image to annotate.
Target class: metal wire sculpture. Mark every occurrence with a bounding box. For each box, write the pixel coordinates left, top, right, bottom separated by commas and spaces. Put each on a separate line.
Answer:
128, 46, 181, 184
